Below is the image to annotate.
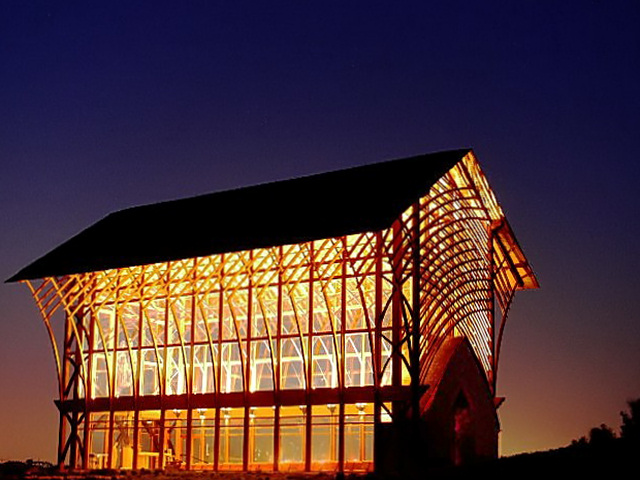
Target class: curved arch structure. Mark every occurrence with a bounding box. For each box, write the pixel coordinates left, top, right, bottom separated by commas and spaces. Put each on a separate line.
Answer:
12, 150, 537, 472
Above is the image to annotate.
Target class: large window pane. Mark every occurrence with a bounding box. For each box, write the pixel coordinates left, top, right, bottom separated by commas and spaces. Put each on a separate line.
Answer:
168, 296, 192, 345
279, 406, 306, 470
280, 338, 305, 390
191, 409, 215, 468
219, 408, 244, 469
250, 340, 274, 392
312, 336, 338, 389
249, 407, 274, 470
344, 333, 373, 387
112, 412, 134, 469
138, 411, 161, 470
94, 305, 115, 350
311, 405, 338, 468
164, 410, 188, 467
118, 303, 139, 349
91, 352, 110, 398
220, 343, 244, 393
140, 348, 161, 396
88, 413, 109, 469
115, 350, 135, 397
344, 404, 374, 468
194, 293, 219, 343
142, 299, 165, 347
166, 346, 187, 395
193, 345, 216, 394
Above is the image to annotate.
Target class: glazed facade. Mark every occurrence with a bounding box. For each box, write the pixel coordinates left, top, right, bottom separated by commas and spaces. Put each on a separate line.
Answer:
22, 153, 536, 471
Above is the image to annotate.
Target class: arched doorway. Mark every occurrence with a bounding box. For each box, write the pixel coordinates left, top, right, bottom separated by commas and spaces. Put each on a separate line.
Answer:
453, 392, 474, 466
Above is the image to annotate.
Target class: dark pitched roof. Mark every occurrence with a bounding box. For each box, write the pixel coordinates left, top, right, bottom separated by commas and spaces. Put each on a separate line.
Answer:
7, 149, 470, 282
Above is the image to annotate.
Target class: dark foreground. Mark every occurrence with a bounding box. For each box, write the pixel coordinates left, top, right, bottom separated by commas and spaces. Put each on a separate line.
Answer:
1, 440, 638, 480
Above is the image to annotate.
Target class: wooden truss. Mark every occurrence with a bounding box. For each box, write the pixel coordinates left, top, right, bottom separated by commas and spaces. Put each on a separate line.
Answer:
24, 152, 536, 471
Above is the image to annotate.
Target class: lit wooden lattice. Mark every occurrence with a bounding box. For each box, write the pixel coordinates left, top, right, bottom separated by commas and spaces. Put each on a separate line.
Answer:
21, 151, 536, 471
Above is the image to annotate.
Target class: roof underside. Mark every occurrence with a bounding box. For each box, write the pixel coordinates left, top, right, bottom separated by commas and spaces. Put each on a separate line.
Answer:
8, 149, 469, 282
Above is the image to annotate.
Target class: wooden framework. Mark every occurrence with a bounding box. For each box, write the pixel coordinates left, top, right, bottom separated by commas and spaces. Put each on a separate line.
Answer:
20, 152, 536, 472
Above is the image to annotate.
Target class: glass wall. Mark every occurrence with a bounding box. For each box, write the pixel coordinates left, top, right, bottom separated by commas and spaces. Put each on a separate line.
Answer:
87, 404, 374, 471
35, 152, 537, 472
77, 232, 396, 404
73, 231, 399, 472
66, 167, 503, 472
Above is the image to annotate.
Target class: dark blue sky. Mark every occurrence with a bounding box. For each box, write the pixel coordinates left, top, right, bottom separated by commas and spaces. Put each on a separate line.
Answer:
1, 1, 639, 461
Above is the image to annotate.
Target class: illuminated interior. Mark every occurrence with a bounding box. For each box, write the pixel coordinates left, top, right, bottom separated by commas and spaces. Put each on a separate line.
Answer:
21, 152, 537, 471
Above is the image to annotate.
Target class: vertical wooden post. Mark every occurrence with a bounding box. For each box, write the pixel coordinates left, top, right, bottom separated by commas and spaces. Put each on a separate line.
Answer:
373, 232, 383, 470
391, 221, 402, 399
213, 406, 221, 471
243, 255, 253, 470
411, 204, 422, 424
306, 243, 314, 471
274, 246, 283, 471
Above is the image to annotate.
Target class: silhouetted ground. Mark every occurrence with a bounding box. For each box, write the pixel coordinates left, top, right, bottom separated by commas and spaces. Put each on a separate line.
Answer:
424, 438, 638, 479
1, 441, 638, 480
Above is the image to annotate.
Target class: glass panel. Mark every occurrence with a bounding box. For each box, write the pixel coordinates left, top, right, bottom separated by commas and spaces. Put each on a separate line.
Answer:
402, 280, 413, 332
118, 303, 139, 349
166, 346, 187, 395
345, 278, 366, 330
251, 294, 266, 338
255, 286, 278, 337
91, 352, 110, 398
225, 290, 248, 339
380, 334, 393, 387
140, 348, 161, 396
402, 341, 411, 386
219, 407, 244, 469
344, 333, 373, 387
311, 405, 339, 468
164, 410, 188, 467
344, 403, 374, 467
168, 296, 192, 345
250, 340, 274, 392
94, 305, 115, 350
82, 311, 91, 352
194, 293, 219, 343
286, 285, 309, 335
312, 335, 338, 389
281, 293, 297, 335
142, 299, 166, 347
249, 407, 274, 470
381, 275, 393, 328
191, 409, 215, 468
115, 350, 135, 397
279, 405, 306, 470
280, 337, 305, 390
313, 281, 341, 333
220, 343, 244, 393
138, 411, 161, 470
88, 413, 109, 469
113, 412, 134, 469
222, 300, 236, 341
193, 345, 216, 394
